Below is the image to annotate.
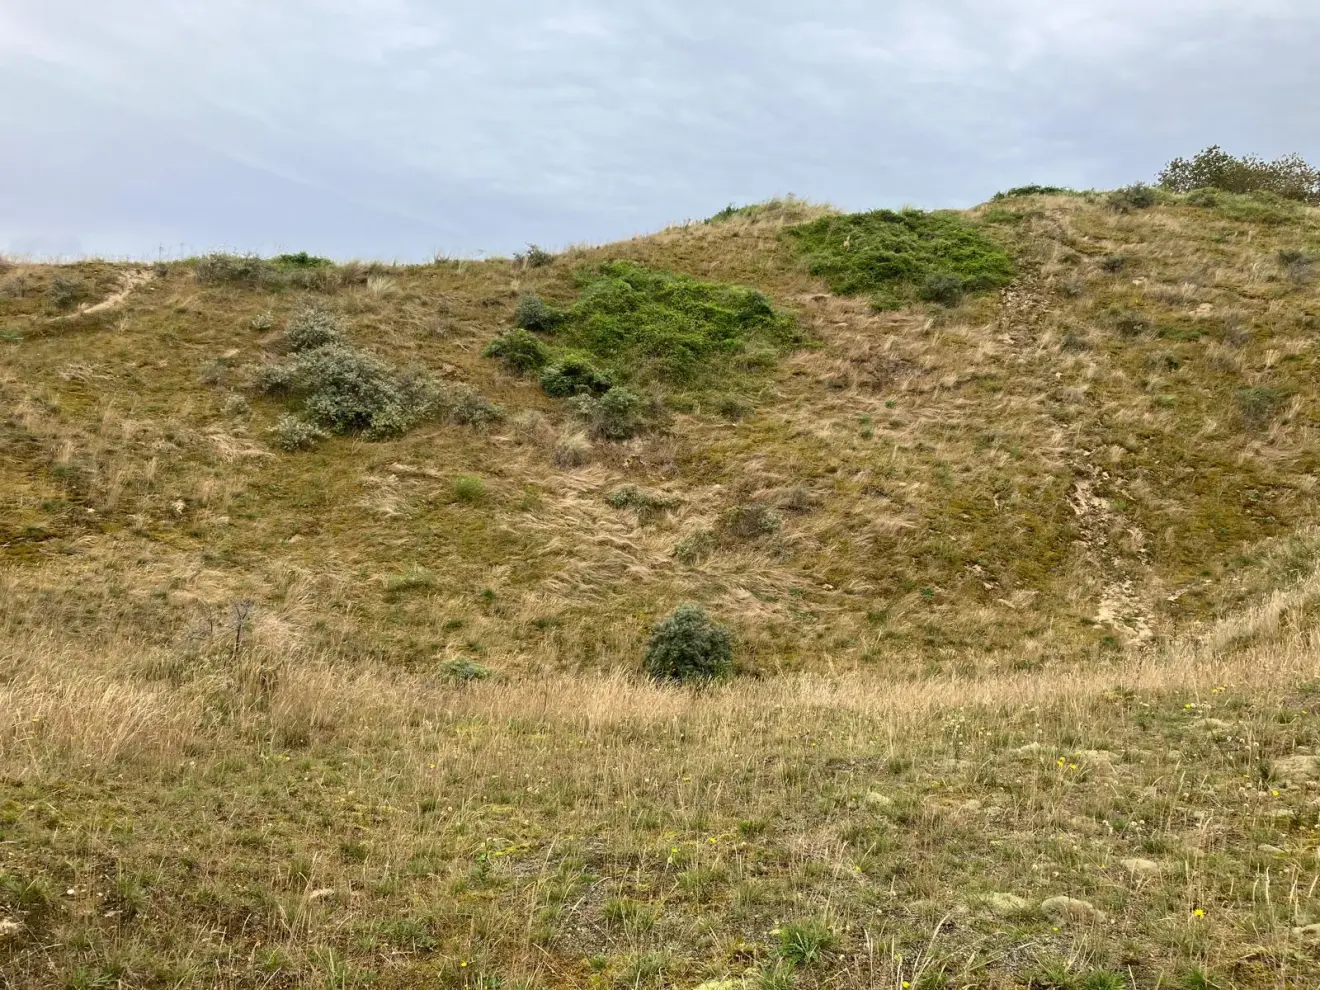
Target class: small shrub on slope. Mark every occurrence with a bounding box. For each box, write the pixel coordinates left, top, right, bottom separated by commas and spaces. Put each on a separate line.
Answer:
539, 354, 614, 397
1107, 183, 1159, 212
513, 292, 565, 333
284, 305, 345, 352
271, 414, 326, 451
484, 328, 548, 374
195, 253, 278, 288
643, 604, 734, 684
573, 386, 649, 440
784, 209, 1013, 308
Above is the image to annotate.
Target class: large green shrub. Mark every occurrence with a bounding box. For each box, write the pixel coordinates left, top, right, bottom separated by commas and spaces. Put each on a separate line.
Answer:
539, 354, 614, 397
784, 209, 1013, 308
643, 604, 734, 684
1159, 146, 1320, 203
558, 262, 799, 387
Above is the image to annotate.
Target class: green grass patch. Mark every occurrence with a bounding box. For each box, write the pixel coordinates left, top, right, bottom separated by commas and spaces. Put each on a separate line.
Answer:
784, 209, 1014, 309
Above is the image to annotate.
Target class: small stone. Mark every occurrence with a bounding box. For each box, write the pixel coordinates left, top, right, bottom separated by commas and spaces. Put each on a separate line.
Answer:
693, 980, 744, 990
864, 792, 893, 808
1196, 718, 1230, 731
984, 893, 1030, 915
307, 888, 336, 901
1040, 896, 1105, 923
1257, 844, 1285, 855
1120, 858, 1160, 876
1270, 808, 1295, 821
1293, 923, 1320, 939
1014, 742, 1046, 755
0, 918, 20, 938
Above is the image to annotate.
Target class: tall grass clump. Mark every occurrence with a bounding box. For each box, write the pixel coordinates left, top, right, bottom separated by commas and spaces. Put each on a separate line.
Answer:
1159, 146, 1320, 204
784, 209, 1014, 310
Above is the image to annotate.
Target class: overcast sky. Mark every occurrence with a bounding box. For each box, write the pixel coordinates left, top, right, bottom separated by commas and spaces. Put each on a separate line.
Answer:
2, 1, 1317, 261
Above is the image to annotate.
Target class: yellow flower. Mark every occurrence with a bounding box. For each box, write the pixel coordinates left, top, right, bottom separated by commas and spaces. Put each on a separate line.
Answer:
1192, 908, 1205, 918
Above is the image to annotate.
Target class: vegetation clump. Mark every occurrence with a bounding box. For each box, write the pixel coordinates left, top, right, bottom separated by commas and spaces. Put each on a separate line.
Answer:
784, 209, 1014, 309
271, 414, 326, 451
539, 354, 613, 397
1159, 145, 1320, 203
483, 328, 548, 374
195, 253, 278, 288
1107, 183, 1159, 212
513, 292, 565, 333
991, 185, 1078, 200
258, 317, 499, 441
643, 604, 734, 684
48, 275, 87, 311
573, 387, 649, 440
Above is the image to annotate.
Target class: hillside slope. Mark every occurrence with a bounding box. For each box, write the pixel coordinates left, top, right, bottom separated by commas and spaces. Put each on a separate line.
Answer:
5, 190, 1320, 990
4, 191, 1320, 673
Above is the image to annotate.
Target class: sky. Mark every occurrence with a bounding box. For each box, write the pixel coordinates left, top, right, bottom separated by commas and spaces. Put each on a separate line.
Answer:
2, 0, 1317, 261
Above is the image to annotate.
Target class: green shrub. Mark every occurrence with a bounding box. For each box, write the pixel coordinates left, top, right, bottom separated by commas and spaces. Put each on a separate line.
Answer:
440, 658, 494, 682
484, 328, 548, 374
721, 502, 782, 538
515, 244, 554, 268
558, 261, 799, 387
1159, 145, 1320, 203
991, 185, 1077, 200
195, 253, 278, 288
453, 475, 485, 502
1100, 254, 1129, 274
1107, 183, 1158, 212
540, 354, 614, 397
673, 530, 716, 564
443, 385, 504, 427
513, 292, 565, 333
48, 275, 87, 311
273, 251, 333, 269
784, 209, 1013, 305
256, 342, 445, 440
271, 415, 326, 451
606, 485, 679, 516
573, 386, 648, 440
1279, 249, 1316, 285
643, 604, 734, 684
1185, 187, 1220, 207
775, 919, 836, 965
918, 272, 964, 306
284, 305, 345, 352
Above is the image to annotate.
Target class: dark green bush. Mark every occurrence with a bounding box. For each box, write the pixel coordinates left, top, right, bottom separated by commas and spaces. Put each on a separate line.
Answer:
273, 252, 333, 269
918, 272, 964, 306
515, 244, 554, 268
775, 919, 837, 965
559, 262, 799, 387
1107, 184, 1158, 212
441, 658, 494, 682
643, 604, 734, 683
484, 328, 548, 374
1159, 146, 1320, 203
574, 386, 648, 440
540, 354, 614, 397
513, 292, 565, 333
784, 209, 1013, 305
991, 185, 1077, 200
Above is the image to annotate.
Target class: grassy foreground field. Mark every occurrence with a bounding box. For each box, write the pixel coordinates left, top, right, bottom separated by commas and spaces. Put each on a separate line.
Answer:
4, 186, 1320, 987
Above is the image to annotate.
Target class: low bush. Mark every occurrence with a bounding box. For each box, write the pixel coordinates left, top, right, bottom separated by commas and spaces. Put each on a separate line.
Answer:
513, 292, 565, 333
195, 253, 278, 288
440, 658, 494, 682
991, 185, 1078, 200
483, 328, 548, 374
573, 386, 648, 440
272, 251, 333, 269
271, 414, 326, 451
918, 272, 964, 306
643, 604, 734, 684
606, 485, 679, 516
1107, 184, 1159, 212
784, 209, 1013, 307
558, 261, 799, 387
1159, 145, 1320, 203
721, 502, 782, 538
515, 244, 554, 268
1237, 386, 1288, 426
48, 275, 87, 311
284, 305, 345, 352
540, 354, 614, 397
552, 432, 593, 467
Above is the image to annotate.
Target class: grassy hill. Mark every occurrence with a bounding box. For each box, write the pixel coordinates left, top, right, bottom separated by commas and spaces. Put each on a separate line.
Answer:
3, 186, 1320, 988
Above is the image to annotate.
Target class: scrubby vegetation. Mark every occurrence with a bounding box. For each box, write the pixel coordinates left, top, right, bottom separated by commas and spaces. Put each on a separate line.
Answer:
784, 208, 1014, 309
1160, 145, 1320, 203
